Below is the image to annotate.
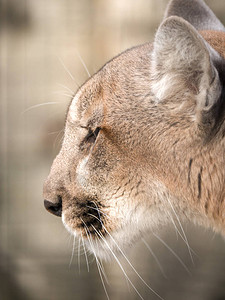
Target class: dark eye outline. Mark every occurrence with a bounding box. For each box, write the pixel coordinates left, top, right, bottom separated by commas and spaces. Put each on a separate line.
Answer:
79, 126, 101, 151
85, 127, 101, 144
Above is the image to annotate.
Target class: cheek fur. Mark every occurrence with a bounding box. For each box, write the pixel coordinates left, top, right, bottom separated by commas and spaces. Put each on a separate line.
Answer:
76, 156, 89, 189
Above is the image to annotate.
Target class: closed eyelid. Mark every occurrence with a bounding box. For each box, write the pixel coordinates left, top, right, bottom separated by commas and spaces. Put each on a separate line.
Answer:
86, 127, 101, 139
79, 126, 101, 151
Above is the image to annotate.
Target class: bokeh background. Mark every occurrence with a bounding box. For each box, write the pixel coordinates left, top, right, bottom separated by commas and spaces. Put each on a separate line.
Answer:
0, 0, 225, 299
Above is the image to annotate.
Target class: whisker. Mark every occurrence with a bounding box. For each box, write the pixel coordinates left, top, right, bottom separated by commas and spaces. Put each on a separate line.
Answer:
98, 256, 109, 286
92, 226, 144, 300
81, 219, 110, 300
78, 236, 81, 274
166, 197, 194, 265
52, 91, 74, 98
153, 233, 191, 275
69, 235, 76, 268
167, 211, 179, 240
87, 205, 120, 223
21, 102, 59, 114
92, 244, 110, 299
141, 238, 167, 279
86, 205, 109, 218
58, 133, 65, 148
48, 130, 63, 135
92, 236, 110, 285
95, 256, 110, 300
66, 235, 87, 256
99, 222, 164, 300
87, 213, 104, 227
86, 213, 163, 299
53, 129, 64, 150
76, 50, 91, 77
82, 235, 90, 272
90, 201, 103, 223
57, 83, 75, 95
57, 56, 79, 86
80, 220, 108, 277
167, 211, 197, 257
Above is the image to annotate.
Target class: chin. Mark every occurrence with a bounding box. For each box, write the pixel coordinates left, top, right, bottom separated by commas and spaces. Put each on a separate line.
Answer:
62, 211, 152, 261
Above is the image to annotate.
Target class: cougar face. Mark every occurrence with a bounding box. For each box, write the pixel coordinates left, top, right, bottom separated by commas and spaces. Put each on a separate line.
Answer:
43, 0, 225, 259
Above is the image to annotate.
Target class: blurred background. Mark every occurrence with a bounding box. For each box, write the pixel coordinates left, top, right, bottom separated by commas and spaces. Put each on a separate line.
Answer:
0, 0, 225, 299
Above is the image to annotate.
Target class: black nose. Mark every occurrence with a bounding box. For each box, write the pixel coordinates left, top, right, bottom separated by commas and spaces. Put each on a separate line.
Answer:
44, 196, 62, 217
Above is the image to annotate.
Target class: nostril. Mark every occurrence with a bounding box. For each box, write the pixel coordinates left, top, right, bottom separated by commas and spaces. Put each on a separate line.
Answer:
44, 196, 62, 217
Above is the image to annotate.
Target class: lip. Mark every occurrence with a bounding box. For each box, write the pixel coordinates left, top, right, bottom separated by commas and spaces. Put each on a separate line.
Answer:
62, 207, 105, 239
62, 213, 77, 236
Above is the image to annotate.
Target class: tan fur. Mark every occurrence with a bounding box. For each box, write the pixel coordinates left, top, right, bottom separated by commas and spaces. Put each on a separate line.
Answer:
43, 0, 225, 258
200, 30, 225, 59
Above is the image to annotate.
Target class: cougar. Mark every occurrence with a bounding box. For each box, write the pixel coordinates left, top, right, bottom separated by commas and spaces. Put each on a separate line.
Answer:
43, 0, 225, 263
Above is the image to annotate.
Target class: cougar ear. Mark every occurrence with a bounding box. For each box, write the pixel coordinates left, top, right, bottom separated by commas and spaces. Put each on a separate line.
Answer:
151, 16, 223, 134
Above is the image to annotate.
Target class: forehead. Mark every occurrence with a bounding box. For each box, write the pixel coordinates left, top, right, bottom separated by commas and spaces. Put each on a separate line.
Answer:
67, 42, 152, 124
68, 90, 82, 123
68, 75, 104, 125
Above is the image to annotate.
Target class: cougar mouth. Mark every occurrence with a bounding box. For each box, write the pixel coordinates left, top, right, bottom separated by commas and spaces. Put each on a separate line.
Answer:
62, 197, 110, 238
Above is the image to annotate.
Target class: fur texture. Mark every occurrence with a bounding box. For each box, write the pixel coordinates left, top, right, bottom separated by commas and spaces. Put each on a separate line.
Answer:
43, 0, 225, 258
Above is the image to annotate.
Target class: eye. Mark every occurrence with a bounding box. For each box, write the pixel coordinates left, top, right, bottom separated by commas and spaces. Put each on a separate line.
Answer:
79, 126, 101, 151
85, 127, 101, 144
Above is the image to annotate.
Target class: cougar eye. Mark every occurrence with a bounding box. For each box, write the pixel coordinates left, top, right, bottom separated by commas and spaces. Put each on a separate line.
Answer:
80, 127, 101, 151
86, 127, 101, 143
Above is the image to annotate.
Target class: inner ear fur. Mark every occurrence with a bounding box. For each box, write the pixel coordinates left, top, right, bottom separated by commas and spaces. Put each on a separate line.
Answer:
151, 16, 223, 136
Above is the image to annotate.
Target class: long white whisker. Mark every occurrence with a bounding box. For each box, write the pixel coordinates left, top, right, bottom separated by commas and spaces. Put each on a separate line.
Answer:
57, 56, 78, 85
58, 133, 65, 149
80, 220, 108, 276
95, 256, 110, 300
53, 129, 64, 150
81, 236, 90, 272
52, 91, 74, 98
99, 223, 164, 300
81, 221, 110, 300
92, 245, 110, 299
87, 214, 163, 299
98, 257, 109, 286
167, 211, 179, 240
166, 197, 194, 265
90, 201, 103, 223
92, 226, 144, 300
57, 83, 75, 95
78, 237, 81, 274
48, 130, 63, 135
167, 211, 197, 257
86, 205, 109, 217
153, 233, 191, 275
141, 238, 167, 279
92, 236, 110, 285
21, 102, 59, 114
87, 206, 120, 224
76, 50, 91, 77
81, 222, 108, 280
69, 235, 76, 268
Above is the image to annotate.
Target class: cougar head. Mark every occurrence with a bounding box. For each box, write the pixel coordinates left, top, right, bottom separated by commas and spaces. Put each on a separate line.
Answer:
43, 0, 225, 259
